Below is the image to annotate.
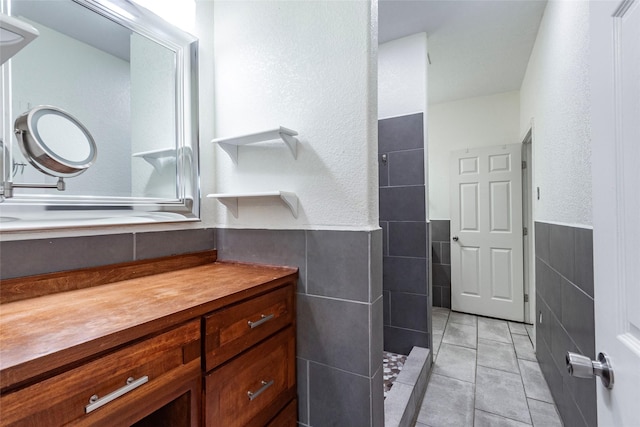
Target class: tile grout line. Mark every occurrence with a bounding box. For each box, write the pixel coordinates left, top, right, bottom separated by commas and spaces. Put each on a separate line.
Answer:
475, 408, 535, 426
473, 315, 478, 425
514, 327, 535, 426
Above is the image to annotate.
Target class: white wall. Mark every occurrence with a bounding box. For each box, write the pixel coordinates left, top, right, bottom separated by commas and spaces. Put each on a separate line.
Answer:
11, 20, 131, 197
378, 33, 427, 120
193, 0, 216, 230
130, 33, 177, 199
378, 32, 429, 217
211, 0, 378, 230
520, 0, 591, 227
428, 91, 521, 219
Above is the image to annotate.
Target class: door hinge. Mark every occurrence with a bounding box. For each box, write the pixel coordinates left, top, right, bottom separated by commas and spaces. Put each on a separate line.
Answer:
522, 160, 527, 169
524, 294, 529, 303
523, 227, 528, 236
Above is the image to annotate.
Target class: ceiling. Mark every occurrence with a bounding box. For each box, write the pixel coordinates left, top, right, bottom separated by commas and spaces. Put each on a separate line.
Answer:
379, 0, 547, 104
12, 0, 132, 61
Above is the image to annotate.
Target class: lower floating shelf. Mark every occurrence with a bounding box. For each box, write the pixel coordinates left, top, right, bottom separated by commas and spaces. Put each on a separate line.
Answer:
132, 148, 176, 172
206, 191, 298, 218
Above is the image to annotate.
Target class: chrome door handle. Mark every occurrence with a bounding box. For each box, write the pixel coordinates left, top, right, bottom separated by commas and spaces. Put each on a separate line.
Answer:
452, 236, 459, 242
85, 376, 149, 413
566, 352, 614, 389
247, 379, 274, 401
248, 313, 274, 329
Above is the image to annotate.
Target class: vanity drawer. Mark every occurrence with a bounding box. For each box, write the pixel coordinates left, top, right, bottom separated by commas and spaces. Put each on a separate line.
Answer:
0, 320, 201, 426
203, 284, 294, 371
266, 399, 298, 427
204, 326, 296, 427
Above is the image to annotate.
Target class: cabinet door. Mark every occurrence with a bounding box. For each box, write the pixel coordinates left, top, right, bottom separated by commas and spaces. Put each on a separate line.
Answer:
205, 327, 296, 427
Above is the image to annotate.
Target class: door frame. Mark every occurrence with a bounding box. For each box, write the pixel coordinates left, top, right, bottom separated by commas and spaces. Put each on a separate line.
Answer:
521, 126, 534, 326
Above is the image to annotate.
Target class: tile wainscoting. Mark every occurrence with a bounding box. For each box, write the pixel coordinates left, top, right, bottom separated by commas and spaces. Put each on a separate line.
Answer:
379, 113, 432, 356
430, 219, 451, 309
0, 228, 216, 279
535, 221, 596, 427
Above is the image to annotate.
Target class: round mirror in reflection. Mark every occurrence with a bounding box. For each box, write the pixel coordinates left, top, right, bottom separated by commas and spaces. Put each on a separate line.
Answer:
14, 105, 97, 178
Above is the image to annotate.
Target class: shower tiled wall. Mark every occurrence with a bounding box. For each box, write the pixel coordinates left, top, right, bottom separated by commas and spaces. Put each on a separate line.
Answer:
379, 113, 431, 355
431, 219, 451, 308
535, 222, 596, 426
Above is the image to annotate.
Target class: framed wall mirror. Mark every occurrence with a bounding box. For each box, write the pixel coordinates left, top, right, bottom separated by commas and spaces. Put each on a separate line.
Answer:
0, 0, 199, 231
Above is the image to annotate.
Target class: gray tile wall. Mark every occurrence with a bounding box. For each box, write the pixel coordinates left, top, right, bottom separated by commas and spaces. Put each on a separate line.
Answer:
431, 219, 451, 308
379, 113, 431, 355
216, 228, 384, 427
0, 228, 216, 279
535, 222, 596, 427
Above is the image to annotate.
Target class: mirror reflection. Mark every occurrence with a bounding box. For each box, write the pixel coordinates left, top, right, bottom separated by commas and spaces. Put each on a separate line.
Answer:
37, 113, 92, 164
0, 0, 199, 229
9, 0, 176, 198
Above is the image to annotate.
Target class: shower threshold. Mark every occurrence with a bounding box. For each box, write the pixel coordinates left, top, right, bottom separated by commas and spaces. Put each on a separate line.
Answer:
384, 346, 432, 427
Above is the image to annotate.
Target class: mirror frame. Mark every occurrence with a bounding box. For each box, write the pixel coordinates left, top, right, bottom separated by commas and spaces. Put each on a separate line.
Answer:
0, 0, 200, 231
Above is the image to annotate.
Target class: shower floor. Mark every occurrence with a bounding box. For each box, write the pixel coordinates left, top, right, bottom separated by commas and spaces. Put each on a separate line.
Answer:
383, 351, 407, 398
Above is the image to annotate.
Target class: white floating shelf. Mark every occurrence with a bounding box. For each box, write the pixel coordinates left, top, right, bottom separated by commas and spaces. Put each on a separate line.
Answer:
132, 148, 176, 172
207, 191, 298, 218
212, 127, 298, 163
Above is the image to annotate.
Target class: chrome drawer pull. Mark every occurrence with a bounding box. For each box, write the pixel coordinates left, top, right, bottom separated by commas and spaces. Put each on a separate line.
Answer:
248, 313, 274, 329
85, 376, 149, 413
247, 379, 274, 401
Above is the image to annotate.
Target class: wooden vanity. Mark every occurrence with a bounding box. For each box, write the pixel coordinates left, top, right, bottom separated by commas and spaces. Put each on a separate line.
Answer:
0, 250, 298, 426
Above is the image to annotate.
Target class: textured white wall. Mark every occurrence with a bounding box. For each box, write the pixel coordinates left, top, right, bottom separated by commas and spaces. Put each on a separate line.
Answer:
378, 33, 427, 119
520, 0, 591, 227
211, 0, 378, 230
428, 91, 521, 219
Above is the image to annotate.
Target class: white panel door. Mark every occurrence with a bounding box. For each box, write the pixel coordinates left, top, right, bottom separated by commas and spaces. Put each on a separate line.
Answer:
591, 0, 640, 424
450, 144, 523, 321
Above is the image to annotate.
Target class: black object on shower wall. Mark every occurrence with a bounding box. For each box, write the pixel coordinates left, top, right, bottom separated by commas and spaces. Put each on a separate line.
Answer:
379, 112, 431, 355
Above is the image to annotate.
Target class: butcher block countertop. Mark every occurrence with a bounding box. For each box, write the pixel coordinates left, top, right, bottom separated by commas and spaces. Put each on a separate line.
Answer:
0, 250, 298, 393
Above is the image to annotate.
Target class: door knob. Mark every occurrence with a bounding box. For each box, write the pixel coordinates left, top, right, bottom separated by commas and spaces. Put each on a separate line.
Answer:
566, 351, 614, 389
452, 236, 459, 242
